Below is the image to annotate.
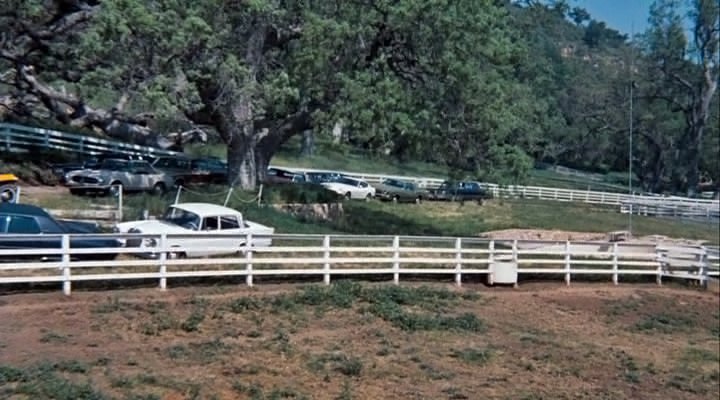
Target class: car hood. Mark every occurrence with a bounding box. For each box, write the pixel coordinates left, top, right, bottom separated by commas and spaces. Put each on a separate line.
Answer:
115, 220, 191, 234
58, 219, 103, 233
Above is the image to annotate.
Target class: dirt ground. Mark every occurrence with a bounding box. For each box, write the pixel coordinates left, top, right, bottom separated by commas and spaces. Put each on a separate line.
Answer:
0, 282, 718, 400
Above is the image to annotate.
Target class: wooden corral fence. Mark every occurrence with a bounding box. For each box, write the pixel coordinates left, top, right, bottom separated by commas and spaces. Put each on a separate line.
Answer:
0, 234, 717, 296
0, 122, 180, 158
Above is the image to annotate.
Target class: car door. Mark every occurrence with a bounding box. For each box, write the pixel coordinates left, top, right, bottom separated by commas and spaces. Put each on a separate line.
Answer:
0, 215, 59, 259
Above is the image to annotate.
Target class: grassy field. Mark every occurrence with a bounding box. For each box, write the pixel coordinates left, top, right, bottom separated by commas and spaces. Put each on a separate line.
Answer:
0, 283, 717, 399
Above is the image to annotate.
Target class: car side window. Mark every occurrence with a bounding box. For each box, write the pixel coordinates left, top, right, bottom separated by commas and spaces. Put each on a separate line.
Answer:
220, 216, 240, 230
7, 216, 41, 234
201, 217, 219, 231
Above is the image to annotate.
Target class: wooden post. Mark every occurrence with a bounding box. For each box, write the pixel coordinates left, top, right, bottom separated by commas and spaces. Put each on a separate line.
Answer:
612, 242, 619, 285
512, 240, 519, 288
117, 184, 123, 222
257, 184, 264, 206
323, 235, 331, 285
61, 235, 71, 296
655, 244, 662, 286
564, 240, 571, 286
246, 233, 253, 287
224, 187, 233, 207
392, 236, 400, 285
699, 246, 708, 290
488, 240, 495, 285
174, 186, 183, 205
454, 238, 462, 287
159, 233, 167, 290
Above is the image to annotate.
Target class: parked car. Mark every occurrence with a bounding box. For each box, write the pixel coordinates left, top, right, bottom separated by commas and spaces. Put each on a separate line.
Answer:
301, 171, 342, 184
65, 158, 174, 196
0, 203, 120, 261
428, 181, 491, 204
49, 153, 156, 183
152, 156, 227, 186
114, 202, 274, 258
374, 178, 427, 203
264, 167, 305, 184
321, 176, 376, 200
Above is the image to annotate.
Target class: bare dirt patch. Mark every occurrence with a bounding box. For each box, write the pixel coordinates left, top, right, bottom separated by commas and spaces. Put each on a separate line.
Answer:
0, 283, 718, 400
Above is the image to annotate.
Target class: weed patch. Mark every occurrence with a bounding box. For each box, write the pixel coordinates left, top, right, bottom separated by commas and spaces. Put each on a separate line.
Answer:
307, 353, 363, 377
634, 313, 696, 334
450, 347, 494, 365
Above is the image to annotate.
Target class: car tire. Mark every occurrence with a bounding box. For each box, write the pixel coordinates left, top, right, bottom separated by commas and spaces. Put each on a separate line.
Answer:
415, 196, 422, 204
392, 195, 399, 203
168, 249, 186, 259
152, 182, 167, 196
365, 193, 373, 201
345, 192, 352, 200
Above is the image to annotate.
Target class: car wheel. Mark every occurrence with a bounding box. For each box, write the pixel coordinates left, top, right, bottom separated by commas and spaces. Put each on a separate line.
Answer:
152, 182, 167, 195
168, 249, 186, 259
365, 193, 373, 201
415, 196, 422, 204
108, 182, 123, 197
392, 195, 399, 203
345, 192, 352, 200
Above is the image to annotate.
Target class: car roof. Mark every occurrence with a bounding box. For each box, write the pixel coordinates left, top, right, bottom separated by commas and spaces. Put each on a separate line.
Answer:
171, 202, 241, 217
0, 202, 51, 218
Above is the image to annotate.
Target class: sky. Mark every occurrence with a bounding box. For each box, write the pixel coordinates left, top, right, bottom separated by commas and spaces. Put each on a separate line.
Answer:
576, 0, 655, 36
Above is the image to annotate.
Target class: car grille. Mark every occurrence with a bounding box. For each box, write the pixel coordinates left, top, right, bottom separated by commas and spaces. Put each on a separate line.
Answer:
71, 176, 100, 184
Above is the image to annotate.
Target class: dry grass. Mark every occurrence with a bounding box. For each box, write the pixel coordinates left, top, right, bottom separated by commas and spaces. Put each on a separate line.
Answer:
0, 282, 717, 400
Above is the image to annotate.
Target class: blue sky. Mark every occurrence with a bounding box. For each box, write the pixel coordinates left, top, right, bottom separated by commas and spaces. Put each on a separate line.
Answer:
576, 0, 654, 36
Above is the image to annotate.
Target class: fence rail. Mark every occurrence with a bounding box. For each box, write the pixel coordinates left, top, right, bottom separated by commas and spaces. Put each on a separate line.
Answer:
280, 166, 719, 220
0, 234, 716, 295
0, 122, 180, 158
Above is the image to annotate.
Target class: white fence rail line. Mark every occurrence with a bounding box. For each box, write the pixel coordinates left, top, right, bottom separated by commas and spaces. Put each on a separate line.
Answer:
0, 122, 180, 158
0, 234, 716, 295
278, 166, 719, 219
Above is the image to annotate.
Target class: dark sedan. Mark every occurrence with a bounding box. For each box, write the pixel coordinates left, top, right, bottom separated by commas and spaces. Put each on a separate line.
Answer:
0, 203, 120, 261
428, 181, 491, 204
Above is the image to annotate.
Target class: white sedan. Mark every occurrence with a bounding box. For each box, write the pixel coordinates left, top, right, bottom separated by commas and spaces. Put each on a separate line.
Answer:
114, 202, 274, 258
321, 177, 376, 200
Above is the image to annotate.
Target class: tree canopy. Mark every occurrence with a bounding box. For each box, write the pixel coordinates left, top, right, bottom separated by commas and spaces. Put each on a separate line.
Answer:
1, 0, 718, 194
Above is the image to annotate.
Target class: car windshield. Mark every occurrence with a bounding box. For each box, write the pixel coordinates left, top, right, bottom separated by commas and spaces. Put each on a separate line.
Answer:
161, 207, 201, 230
336, 177, 358, 186
100, 159, 129, 171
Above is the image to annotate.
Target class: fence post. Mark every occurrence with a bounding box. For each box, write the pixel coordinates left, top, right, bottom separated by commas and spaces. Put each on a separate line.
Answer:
246, 233, 253, 287
564, 240, 571, 286
699, 246, 708, 290
117, 184, 123, 222
61, 234, 71, 296
488, 240, 495, 285
655, 244, 663, 286
612, 243, 619, 285
392, 236, 400, 285
174, 186, 183, 205
159, 233, 167, 290
455, 238, 462, 287
323, 235, 331, 285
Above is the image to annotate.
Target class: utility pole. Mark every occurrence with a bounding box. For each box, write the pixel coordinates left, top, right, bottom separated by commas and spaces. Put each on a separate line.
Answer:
628, 23, 634, 235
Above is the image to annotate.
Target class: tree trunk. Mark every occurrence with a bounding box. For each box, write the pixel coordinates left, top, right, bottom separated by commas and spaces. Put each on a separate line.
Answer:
227, 135, 258, 190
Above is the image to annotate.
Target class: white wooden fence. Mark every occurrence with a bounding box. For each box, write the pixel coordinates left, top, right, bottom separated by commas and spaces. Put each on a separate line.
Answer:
0, 234, 717, 295
0, 122, 180, 158
280, 166, 720, 220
